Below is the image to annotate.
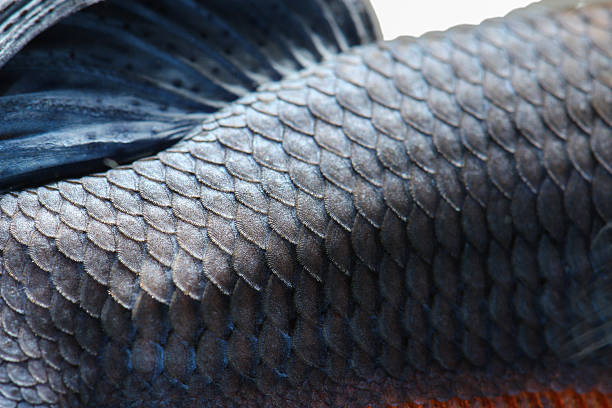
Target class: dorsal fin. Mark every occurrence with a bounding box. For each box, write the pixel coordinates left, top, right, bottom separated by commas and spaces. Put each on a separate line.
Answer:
0, 0, 381, 192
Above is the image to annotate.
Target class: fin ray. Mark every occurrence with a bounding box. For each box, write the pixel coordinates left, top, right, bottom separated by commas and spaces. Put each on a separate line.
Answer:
0, 0, 381, 192
564, 222, 612, 363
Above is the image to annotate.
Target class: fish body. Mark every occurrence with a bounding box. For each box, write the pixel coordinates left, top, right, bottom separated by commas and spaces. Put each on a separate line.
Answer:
0, 1, 611, 407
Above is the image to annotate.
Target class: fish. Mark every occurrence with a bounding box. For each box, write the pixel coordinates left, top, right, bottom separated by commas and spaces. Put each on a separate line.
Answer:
0, 0, 610, 407
0, 0, 380, 191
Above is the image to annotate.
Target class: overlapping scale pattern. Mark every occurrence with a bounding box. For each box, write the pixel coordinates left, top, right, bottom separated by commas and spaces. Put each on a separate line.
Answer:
0, 2, 611, 407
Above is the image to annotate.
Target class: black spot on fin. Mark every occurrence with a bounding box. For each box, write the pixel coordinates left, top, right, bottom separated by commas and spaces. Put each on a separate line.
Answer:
563, 222, 612, 364
0, 0, 381, 192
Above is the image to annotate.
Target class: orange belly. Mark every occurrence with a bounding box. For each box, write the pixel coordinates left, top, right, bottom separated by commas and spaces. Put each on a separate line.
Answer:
375, 390, 612, 408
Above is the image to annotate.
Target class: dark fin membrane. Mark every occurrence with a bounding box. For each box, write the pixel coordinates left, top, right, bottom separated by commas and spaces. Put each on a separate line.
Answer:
0, 0, 102, 68
563, 222, 612, 364
0, 0, 381, 192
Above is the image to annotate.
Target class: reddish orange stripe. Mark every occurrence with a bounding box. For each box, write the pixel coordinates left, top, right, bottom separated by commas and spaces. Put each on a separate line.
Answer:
370, 390, 612, 408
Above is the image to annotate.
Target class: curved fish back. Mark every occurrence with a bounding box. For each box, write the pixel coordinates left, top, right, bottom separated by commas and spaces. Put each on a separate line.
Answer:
0, 1, 610, 407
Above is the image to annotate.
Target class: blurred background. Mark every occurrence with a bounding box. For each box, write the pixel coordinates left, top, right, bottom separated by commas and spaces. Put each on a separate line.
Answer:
368, 0, 535, 40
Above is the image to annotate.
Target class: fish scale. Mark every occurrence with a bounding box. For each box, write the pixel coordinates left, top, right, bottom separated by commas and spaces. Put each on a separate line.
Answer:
0, 2, 611, 408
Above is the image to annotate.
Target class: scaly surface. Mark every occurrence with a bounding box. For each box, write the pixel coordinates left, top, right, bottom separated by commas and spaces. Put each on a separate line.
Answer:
0, 2, 611, 407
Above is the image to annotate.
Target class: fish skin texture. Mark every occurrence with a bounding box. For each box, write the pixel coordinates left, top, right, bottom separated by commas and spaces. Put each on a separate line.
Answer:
0, 2, 612, 408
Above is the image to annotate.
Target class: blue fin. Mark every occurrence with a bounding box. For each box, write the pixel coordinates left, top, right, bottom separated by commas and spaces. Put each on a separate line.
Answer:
0, 0, 381, 191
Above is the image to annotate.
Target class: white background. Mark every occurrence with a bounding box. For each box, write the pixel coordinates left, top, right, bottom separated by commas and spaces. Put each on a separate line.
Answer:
368, 0, 535, 40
